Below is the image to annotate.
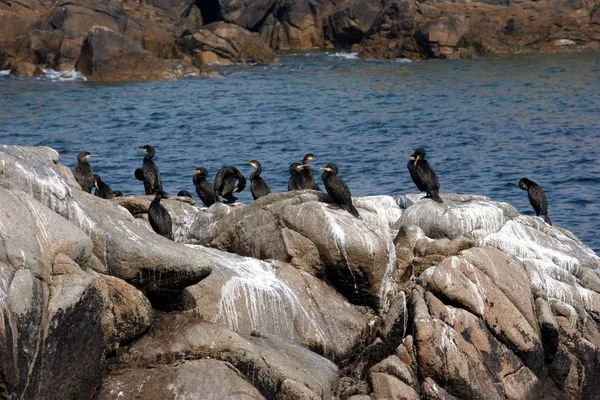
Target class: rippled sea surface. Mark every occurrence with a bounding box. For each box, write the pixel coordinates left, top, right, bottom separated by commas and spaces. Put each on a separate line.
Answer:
1, 51, 599, 252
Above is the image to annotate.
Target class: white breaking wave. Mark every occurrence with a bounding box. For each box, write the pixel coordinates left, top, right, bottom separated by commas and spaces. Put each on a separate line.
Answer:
0, 70, 9, 76
328, 52, 359, 60
394, 58, 413, 63
41, 69, 87, 82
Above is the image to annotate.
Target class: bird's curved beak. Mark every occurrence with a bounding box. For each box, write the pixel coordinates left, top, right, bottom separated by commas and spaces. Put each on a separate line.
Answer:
88, 153, 97, 158
320, 166, 332, 172
94, 180, 99, 190
189, 169, 199, 173
137, 147, 145, 151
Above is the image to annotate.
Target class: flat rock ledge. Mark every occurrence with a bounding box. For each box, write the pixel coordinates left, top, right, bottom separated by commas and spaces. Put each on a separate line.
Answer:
1, 144, 599, 400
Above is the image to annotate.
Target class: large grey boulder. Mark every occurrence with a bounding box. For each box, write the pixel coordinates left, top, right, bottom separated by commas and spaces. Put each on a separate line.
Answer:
0, 145, 212, 304
179, 22, 277, 65
0, 186, 152, 399
400, 193, 600, 398
120, 314, 339, 399
98, 359, 265, 400
184, 246, 373, 361
75, 26, 203, 82
182, 191, 403, 310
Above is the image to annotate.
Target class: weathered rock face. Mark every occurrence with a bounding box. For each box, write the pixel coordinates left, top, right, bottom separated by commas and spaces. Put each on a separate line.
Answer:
2, 145, 600, 400
324, 0, 385, 47
9, 60, 45, 77
118, 314, 339, 399
178, 21, 276, 65
75, 26, 203, 82
98, 359, 266, 400
354, 0, 600, 59
0, 185, 153, 398
182, 192, 403, 310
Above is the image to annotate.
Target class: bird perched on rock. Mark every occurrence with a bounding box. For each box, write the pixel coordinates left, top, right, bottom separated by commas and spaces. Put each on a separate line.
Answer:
191, 167, 218, 207
288, 163, 304, 191
214, 166, 246, 204
246, 160, 271, 200
136, 145, 162, 195
519, 177, 552, 225
407, 147, 443, 203
73, 151, 96, 193
299, 153, 321, 191
148, 191, 173, 240
177, 190, 193, 198
93, 174, 115, 199
321, 164, 360, 217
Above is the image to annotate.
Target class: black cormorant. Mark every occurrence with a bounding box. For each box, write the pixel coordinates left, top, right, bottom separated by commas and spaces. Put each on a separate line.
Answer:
407, 148, 443, 203
288, 163, 304, 191
136, 145, 162, 195
246, 160, 271, 200
214, 166, 246, 204
93, 174, 115, 199
191, 167, 218, 207
519, 178, 552, 225
148, 191, 173, 240
177, 190, 193, 198
299, 153, 321, 191
73, 151, 96, 193
321, 164, 360, 218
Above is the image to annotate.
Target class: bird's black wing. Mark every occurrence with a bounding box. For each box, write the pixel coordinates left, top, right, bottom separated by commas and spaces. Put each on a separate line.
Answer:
199, 180, 218, 207
214, 167, 234, 196
416, 160, 440, 193
149, 203, 173, 240
251, 177, 271, 199
329, 176, 353, 206
528, 185, 548, 216
407, 160, 427, 192
234, 168, 246, 193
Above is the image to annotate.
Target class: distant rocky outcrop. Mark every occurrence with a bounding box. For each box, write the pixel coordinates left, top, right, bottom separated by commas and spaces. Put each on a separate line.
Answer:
2, 0, 598, 80
353, 0, 600, 59
1, 144, 600, 399
75, 26, 204, 82
178, 21, 277, 66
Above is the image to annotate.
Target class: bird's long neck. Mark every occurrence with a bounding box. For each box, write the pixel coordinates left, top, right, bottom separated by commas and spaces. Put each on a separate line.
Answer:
145, 149, 155, 160
251, 165, 261, 180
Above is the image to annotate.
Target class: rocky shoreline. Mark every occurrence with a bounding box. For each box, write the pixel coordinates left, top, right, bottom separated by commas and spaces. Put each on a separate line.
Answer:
1, 0, 599, 81
1, 144, 599, 399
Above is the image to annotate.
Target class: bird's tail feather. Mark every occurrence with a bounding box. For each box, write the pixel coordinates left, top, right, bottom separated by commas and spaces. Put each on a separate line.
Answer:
347, 204, 360, 218
431, 192, 443, 204
543, 214, 552, 226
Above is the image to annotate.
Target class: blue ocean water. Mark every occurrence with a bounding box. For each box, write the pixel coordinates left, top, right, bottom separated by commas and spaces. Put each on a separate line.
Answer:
1, 51, 599, 252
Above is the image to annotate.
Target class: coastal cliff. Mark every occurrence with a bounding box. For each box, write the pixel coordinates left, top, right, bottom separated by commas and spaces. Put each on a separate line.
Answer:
0, 0, 599, 81
1, 144, 599, 399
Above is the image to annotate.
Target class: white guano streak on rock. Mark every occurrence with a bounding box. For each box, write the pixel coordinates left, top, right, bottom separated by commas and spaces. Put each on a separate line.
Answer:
14, 161, 71, 206
478, 213, 600, 314
440, 324, 458, 352
449, 201, 506, 237
12, 159, 98, 236
322, 210, 357, 290
25, 198, 49, 250
203, 247, 326, 342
